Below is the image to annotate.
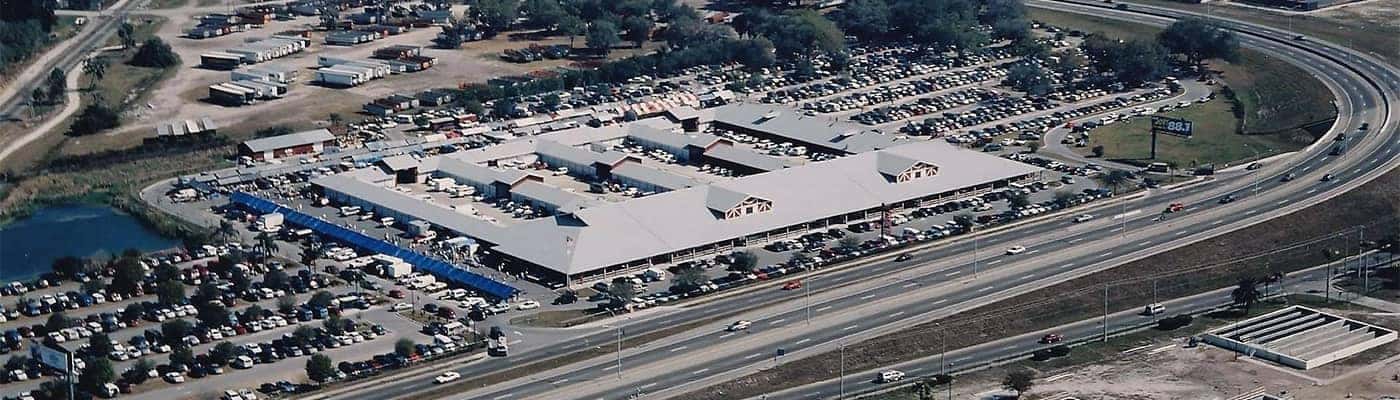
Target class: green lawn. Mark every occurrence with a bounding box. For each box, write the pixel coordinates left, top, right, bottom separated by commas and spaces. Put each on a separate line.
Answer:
1031, 8, 1333, 168
1080, 92, 1306, 168
147, 0, 189, 9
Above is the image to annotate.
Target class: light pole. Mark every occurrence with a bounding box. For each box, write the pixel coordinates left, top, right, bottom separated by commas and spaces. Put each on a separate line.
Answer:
1245, 144, 1260, 197
973, 235, 979, 278
839, 341, 846, 400
805, 276, 812, 325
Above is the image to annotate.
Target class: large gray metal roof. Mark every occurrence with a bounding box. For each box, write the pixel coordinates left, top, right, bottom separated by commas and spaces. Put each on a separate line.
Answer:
711, 103, 902, 154
490, 140, 1041, 274
702, 144, 789, 172
611, 162, 701, 192
242, 129, 335, 153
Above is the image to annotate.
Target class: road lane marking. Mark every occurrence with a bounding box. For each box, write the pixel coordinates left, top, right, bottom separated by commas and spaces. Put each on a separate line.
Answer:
954, 356, 973, 363
843, 325, 859, 331
797, 338, 812, 345
945, 270, 962, 277
693, 368, 710, 375
770, 318, 787, 325
552, 378, 569, 385
1245, 209, 1257, 215
1174, 230, 1187, 236
1110, 226, 1123, 232
903, 282, 919, 288
1057, 263, 1074, 270
641, 383, 659, 389
816, 305, 833, 312
1099, 252, 1114, 258
1016, 274, 1034, 281
1026, 249, 1040, 255
1276, 199, 1289, 205
1307, 188, 1318, 194
1212, 220, 1225, 225
720, 333, 734, 339
860, 294, 877, 300
932, 299, 948, 305
987, 259, 1003, 265
669, 345, 688, 352
977, 286, 994, 292
494, 394, 513, 400
1068, 238, 1084, 243
744, 353, 762, 360
1137, 240, 1152, 247
603, 365, 616, 370
890, 311, 905, 317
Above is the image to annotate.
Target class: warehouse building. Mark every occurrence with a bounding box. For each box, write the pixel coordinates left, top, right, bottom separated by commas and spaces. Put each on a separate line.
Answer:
239, 129, 337, 161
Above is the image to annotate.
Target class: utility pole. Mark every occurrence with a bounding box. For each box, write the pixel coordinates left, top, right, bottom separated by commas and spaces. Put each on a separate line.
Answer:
973, 236, 979, 278
1103, 284, 1110, 342
616, 326, 623, 379
1151, 280, 1158, 322
839, 342, 846, 400
805, 276, 812, 325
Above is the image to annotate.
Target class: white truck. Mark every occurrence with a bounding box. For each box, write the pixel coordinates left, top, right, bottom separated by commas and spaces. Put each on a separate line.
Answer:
255, 212, 284, 232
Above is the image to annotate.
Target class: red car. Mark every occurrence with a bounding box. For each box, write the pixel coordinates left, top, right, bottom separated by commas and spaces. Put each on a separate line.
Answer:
1040, 334, 1064, 344
782, 280, 802, 290
388, 290, 405, 299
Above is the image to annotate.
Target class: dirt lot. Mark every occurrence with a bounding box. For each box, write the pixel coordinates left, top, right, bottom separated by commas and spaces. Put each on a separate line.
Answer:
69, 3, 656, 158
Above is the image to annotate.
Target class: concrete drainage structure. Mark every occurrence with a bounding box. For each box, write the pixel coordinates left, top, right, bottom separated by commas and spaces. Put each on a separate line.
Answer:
1204, 305, 1397, 370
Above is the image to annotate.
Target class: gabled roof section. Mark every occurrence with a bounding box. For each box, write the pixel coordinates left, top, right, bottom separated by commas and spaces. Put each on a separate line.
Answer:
705, 186, 760, 216
875, 152, 938, 182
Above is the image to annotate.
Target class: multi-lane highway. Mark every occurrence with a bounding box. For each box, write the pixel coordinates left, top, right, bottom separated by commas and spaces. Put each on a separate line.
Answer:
0, 0, 145, 121
317, 2, 1398, 400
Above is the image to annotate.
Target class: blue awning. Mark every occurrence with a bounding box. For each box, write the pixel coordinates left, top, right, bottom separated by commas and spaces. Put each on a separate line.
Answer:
230, 192, 519, 299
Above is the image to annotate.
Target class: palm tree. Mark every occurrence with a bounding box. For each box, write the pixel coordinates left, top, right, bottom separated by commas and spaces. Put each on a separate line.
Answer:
914, 378, 937, 400
82, 57, 108, 91
218, 220, 237, 244
255, 231, 279, 262
299, 248, 318, 275
1231, 277, 1260, 312
1104, 170, 1132, 194
328, 113, 344, 127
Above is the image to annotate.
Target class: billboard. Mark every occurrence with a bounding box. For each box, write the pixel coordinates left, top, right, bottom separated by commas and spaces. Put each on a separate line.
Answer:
29, 340, 71, 372
1151, 116, 1193, 137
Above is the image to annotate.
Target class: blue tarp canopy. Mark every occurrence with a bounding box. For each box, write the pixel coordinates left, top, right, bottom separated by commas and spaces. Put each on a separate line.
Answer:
231, 192, 519, 299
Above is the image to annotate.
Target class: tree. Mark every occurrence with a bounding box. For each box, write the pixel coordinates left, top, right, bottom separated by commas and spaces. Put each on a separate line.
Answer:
953, 213, 976, 230
130, 37, 180, 68
1231, 277, 1260, 312
169, 343, 194, 367
197, 302, 230, 328
492, 99, 517, 118
209, 341, 237, 366
1008, 192, 1031, 209
323, 314, 346, 335
622, 16, 653, 48
608, 277, 636, 308
761, 10, 844, 59
230, 268, 252, 294
45, 67, 66, 103
735, 37, 776, 69
242, 305, 266, 324
88, 333, 114, 358
117, 22, 135, 49
78, 358, 115, 394
46, 311, 70, 332
521, 0, 565, 29
673, 266, 706, 291
1158, 18, 1239, 68
51, 256, 85, 279
5, 355, 30, 371
306, 354, 337, 382
586, 21, 621, 56
68, 101, 120, 136
395, 338, 417, 358
128, 359, 155, 383
217, 220, 236, 244
1004, 63, 1052, 96
838, 236, 861, 251
308, 291, 336, 310
1104, 170, 1132, 194
264, 269, 290, 291
161, 320, 193, 345
556, 15, 586, 48
1027, 141, 1040, 154
121, 303, 145, 323
890, 0, 985, 52
255, 231, 279, 261
471, 0, 519, 30
730, 251, 758, 271
156, 280, 185, 306
913, 377, 938, 400
1052, 190, 1076, 208
834, 0, 890, 40
1002, 369, 1035, 398
277, 297, 299, 314
81, 56, 108, 91
1091, 145, 1105, 158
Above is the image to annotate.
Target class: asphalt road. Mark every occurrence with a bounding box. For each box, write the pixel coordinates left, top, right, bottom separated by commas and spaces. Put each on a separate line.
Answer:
0, 0, 145, 121
393, 1, 1400, 400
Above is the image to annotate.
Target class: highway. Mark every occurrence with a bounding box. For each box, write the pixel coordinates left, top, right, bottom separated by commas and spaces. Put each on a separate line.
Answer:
319, 1, 1399, 399
0, 0, 145, 121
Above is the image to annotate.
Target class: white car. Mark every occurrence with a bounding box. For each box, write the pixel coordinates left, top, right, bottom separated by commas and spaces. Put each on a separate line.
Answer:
487, 303, 512, 314
1005, 246, 1027, 255
516, 300, 540, 310
392, 302, 413, 312
434, 371, 461, 384
727, 320, 752, 332
1073, 214, 1093, 223
164, 372, 186, 384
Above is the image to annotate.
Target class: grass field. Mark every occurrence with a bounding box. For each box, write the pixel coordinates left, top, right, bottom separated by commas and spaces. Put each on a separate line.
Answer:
1079, 91, 1307, 167
1128, 0, 1400, 66
509, 309, 608, 328
1030, 8, 1335, 168
148, 0, 189, 9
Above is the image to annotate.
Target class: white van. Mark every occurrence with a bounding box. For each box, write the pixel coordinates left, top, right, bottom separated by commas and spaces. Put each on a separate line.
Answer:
878, 370, 905, 383
1142, 303, 1166, 315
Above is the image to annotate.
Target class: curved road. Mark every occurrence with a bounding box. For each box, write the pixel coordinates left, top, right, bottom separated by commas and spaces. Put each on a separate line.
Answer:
315, 2, 1398, 400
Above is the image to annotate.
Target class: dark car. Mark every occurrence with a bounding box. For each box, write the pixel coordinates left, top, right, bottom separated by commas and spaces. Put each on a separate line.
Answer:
1040, 333, 1064, 344
1219, 194, 1236, 204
